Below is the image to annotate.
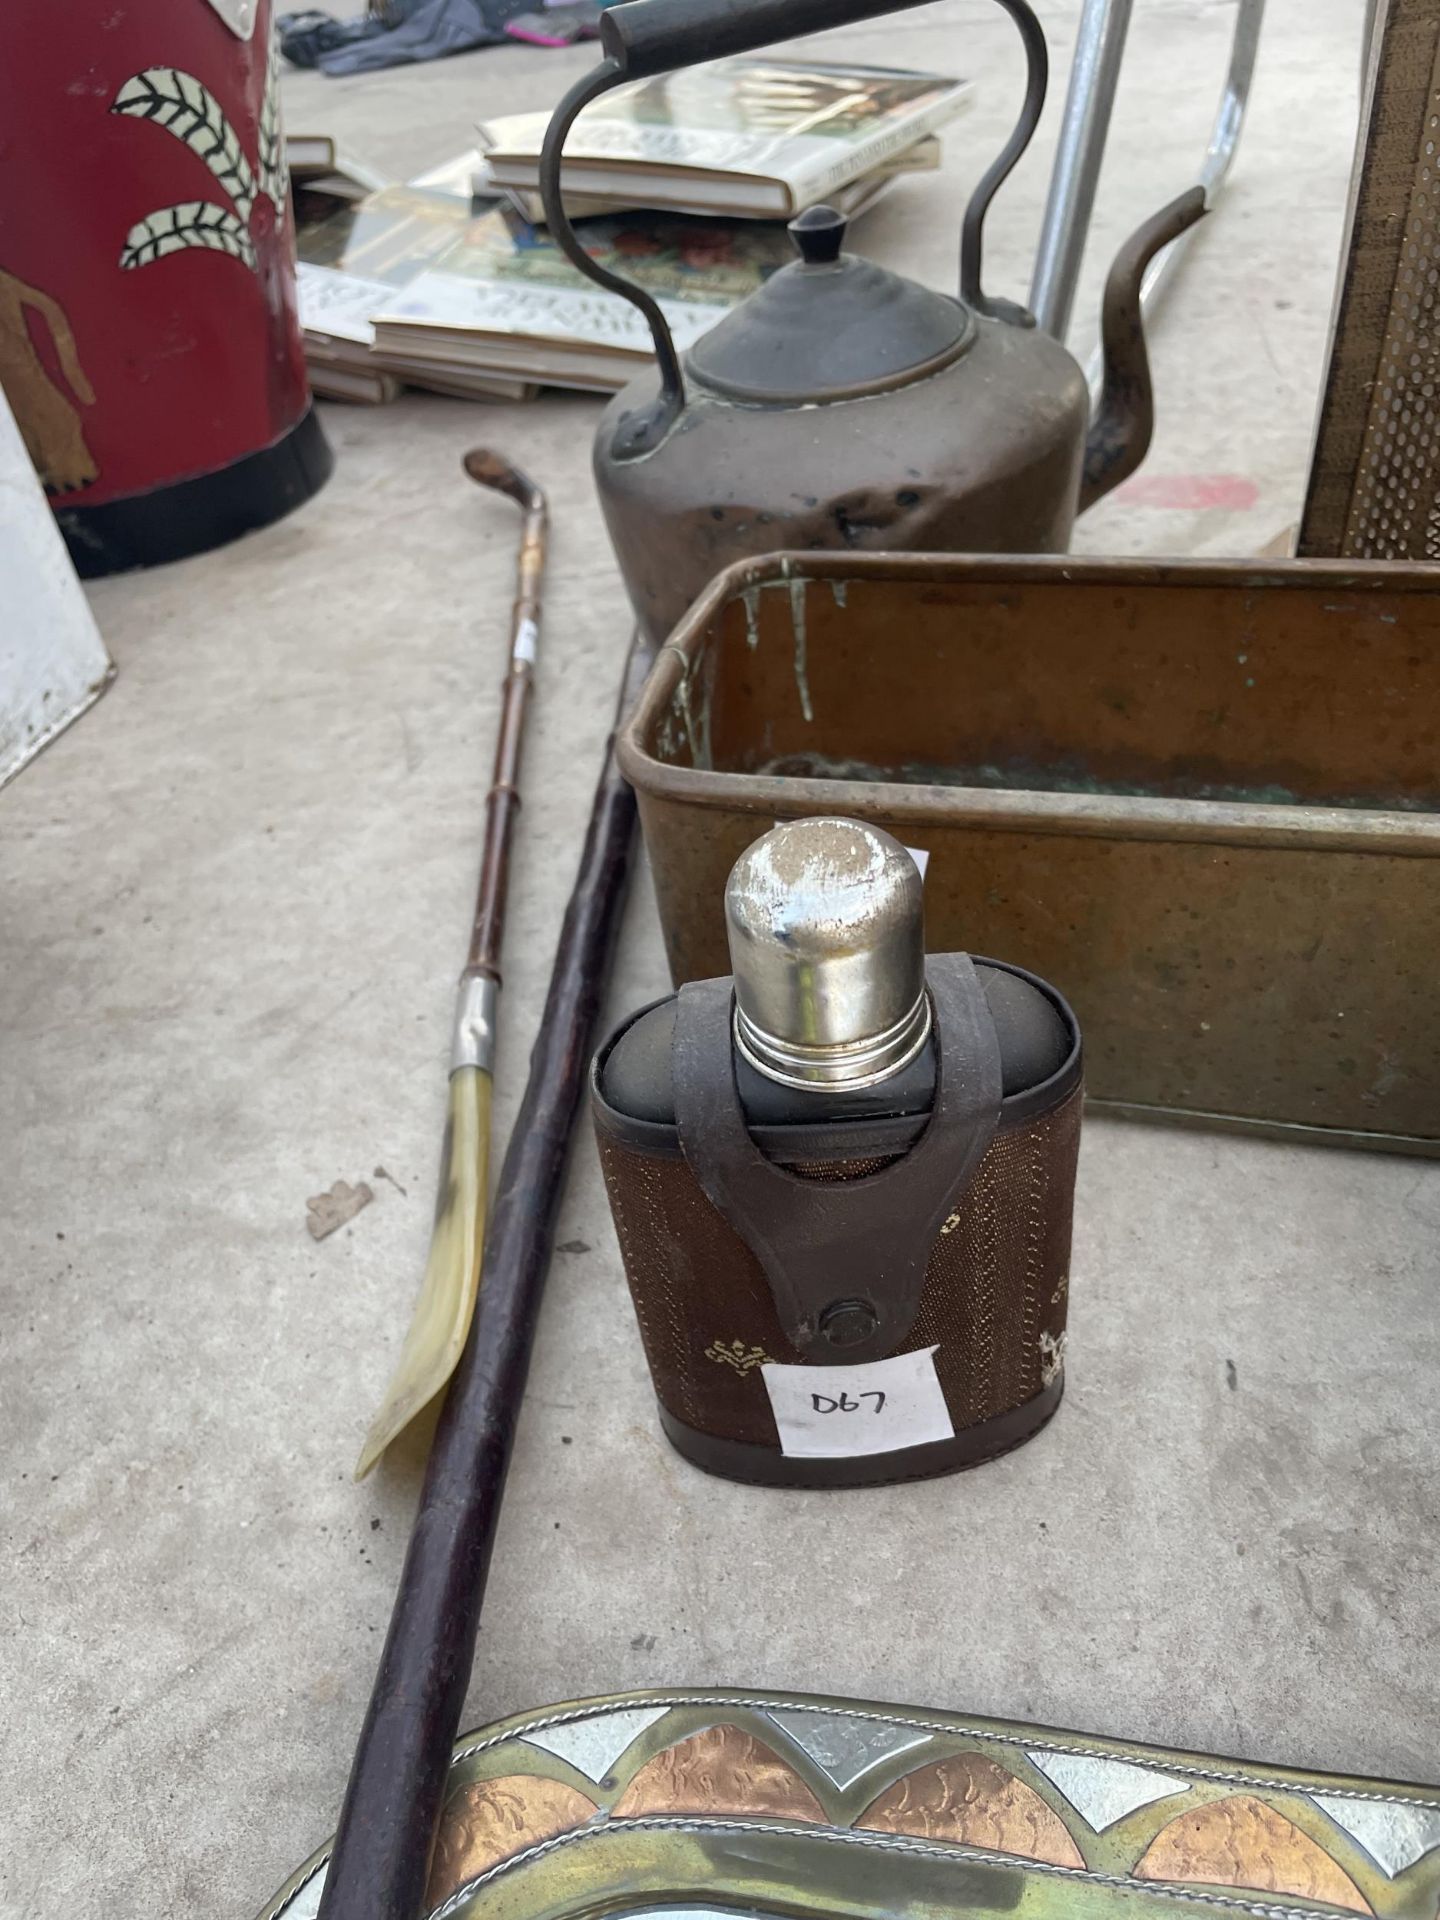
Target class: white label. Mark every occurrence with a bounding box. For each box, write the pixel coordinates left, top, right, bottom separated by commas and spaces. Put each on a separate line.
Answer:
514, 615, 539, 665
761, 1346, 953, 1459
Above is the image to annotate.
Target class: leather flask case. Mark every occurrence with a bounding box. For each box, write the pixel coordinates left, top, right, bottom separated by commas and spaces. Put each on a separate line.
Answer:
591, 953, 1083, 1489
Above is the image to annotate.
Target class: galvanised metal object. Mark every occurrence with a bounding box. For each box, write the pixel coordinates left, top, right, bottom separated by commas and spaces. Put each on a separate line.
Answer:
538, 0, 1208, 645
726, 819, 931, 1090
257, 1687, 1440, 1920
617, 551, 1440, 1155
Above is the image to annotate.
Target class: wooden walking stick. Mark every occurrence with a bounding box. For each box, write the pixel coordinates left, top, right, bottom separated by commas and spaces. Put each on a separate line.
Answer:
355, 449, 547, 1481
316, 623, 656, 1920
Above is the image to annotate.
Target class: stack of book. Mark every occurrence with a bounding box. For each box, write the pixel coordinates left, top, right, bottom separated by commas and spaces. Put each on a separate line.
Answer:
292, 58, 970, 404
295, 186, 540, 404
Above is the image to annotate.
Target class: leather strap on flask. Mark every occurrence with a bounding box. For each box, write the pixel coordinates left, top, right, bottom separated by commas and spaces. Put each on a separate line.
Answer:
672, 953, 1002, 1366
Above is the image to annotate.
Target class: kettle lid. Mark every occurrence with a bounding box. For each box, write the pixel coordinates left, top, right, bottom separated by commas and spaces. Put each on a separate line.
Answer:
687, 205, 974, 405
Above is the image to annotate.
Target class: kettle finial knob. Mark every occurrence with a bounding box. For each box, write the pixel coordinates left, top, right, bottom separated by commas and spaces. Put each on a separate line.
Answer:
788, 204, 847, 266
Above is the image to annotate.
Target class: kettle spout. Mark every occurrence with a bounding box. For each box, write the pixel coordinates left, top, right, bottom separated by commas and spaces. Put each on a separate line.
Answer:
1078, 186, 1209, 512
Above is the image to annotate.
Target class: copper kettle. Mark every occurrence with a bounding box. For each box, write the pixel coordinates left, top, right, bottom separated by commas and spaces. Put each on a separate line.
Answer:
542, 0, 1207, 644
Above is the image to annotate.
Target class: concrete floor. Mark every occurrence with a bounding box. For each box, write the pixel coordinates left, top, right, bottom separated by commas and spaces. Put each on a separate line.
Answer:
4, 2, 1438, 1916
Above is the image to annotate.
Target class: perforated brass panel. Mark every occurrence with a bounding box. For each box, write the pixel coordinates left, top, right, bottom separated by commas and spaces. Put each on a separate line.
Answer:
1300, 0, 1440, 556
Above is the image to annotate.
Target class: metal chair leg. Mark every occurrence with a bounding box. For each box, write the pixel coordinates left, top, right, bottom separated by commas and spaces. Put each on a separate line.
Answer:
1081, 0, 1267, 396
1029, 0, 1134, 341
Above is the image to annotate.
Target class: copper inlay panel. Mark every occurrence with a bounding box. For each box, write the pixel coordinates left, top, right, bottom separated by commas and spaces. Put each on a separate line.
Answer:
426, 1774, 598, 1908
1135, 1795, 1373, 1913
611, 1723, 826, 1823
857, 1754, 1086, 1867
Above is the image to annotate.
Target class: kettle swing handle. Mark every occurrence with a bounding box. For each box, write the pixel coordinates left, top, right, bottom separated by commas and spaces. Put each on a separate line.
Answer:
538, 0, 1050, 458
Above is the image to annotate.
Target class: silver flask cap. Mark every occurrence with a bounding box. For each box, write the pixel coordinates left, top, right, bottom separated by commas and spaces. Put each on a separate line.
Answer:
724, 817, 930, 1090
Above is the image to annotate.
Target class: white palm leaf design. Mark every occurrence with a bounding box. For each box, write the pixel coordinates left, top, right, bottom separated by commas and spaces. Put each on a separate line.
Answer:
256, 25, 287, 211
112, 67, 258, 221
120, 201, 257, 271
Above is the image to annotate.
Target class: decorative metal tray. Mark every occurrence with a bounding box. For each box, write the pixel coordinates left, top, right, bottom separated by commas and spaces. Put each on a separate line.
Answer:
259, 1688, 1440, 1920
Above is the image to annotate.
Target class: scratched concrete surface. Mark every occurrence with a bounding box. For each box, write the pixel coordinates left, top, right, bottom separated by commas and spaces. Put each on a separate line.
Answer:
4, 2, 1438, 1916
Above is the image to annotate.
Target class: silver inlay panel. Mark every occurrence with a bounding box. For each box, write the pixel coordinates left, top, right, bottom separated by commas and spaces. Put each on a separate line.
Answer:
1310, 1794, 1440, 1877
1027, 1750, 1190, 1830
766, 1708, 930, 1789
278, 1864, 325, 1919
520, 1706, 671, 1783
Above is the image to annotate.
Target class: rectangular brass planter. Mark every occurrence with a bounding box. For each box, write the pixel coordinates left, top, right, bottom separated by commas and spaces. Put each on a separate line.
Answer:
617, 553, 1440, 1154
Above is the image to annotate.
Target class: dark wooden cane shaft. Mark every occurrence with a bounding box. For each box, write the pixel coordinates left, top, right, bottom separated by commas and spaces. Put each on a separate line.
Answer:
315, 628, 655, 1920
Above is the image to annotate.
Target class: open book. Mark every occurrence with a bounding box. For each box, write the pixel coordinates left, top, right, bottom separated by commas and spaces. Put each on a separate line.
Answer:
296, 188, 534, 404
372, 205, 798, 394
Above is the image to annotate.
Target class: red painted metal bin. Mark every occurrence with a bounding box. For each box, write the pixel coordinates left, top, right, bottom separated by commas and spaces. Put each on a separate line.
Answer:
0, 0, 331, 576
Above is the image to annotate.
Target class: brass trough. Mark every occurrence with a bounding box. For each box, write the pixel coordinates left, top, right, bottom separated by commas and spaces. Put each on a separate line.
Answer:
619, 553, 1440, 1154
